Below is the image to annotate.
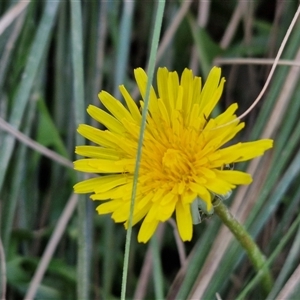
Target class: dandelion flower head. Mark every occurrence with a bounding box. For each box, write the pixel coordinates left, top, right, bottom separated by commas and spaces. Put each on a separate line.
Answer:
74, 67, 273, 243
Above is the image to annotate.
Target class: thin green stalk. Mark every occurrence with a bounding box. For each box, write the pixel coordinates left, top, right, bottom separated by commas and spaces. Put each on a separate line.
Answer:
120, 2, 166, 299
70, 1, 89, 299
214, 199, 273, 293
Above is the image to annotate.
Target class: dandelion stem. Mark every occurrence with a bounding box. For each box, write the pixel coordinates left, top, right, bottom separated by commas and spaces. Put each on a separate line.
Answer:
213, 199, 273, 293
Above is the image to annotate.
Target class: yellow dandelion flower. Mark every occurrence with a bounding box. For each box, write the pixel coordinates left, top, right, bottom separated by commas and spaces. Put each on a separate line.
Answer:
73, 67, 273, 243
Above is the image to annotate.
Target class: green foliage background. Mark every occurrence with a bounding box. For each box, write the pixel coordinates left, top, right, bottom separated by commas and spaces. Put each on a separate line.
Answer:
1, 1, 300, 299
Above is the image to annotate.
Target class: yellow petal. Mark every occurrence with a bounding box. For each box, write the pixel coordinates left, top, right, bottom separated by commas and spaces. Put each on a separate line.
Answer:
234, 140, 273, 162
202, 77, 225, 117
111, 202, 130, 222
152, 189, 167, 202
198, 67, 222, 112
181, 190, 197, 204
214, 170, 253, 185
125, 202, 152, 227
75, 145, 120, 160
175, 200, 192, 241
157, 67, 170, 109
157, 98, 170, 126
205, 177, 235, 195
77, 124, 116, 148
96, 199, 123, 214
134, 68, 158, 115
192, 76, 202, 105
175, 86, 183, 110
189, 183, 212, 211
160, 192, 177, 205
120, 119, 140, 139
144, 203, 159, 223
167, 71, 179, 111
213, 103, 238, 124
180, 68, 194, 119
74, 175, 128, 193
91, 183, 133, 200
137, 191, 154, 210
157, 201, 176, 222
119, 85, 142, 123
134, 68, 157, 100
98, 91, 134, 123
138, 219, 159, 243
87, 105, 124, 133
74, 158, 135, 173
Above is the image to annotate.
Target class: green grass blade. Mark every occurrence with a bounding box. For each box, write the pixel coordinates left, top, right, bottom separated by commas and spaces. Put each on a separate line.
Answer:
151, 233, 164, 299
1, 99, 37, 249
170, 219, 221, 299
70, 1, 89, 299
0, 1, 60, 192
237, 211, 300, 299
113, 1, 135, 100
121, 1, 166, 299
267, 221, 300, 299
197, 15, 300, 298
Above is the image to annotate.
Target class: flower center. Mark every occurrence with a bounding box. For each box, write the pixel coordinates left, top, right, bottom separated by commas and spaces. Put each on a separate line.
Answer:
162, 148, 190, 174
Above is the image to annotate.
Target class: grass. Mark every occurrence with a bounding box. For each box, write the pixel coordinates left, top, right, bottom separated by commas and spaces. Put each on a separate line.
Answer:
1, 1, 300, 299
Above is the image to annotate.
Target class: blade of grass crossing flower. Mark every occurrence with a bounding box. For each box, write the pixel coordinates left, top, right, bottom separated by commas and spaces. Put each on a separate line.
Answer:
70, 1, 89, 299
120, 1, 166, 299
0, 1, 60, 192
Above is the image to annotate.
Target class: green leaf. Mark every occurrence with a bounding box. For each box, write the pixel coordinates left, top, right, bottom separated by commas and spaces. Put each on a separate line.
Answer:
36, 98, 69, 158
